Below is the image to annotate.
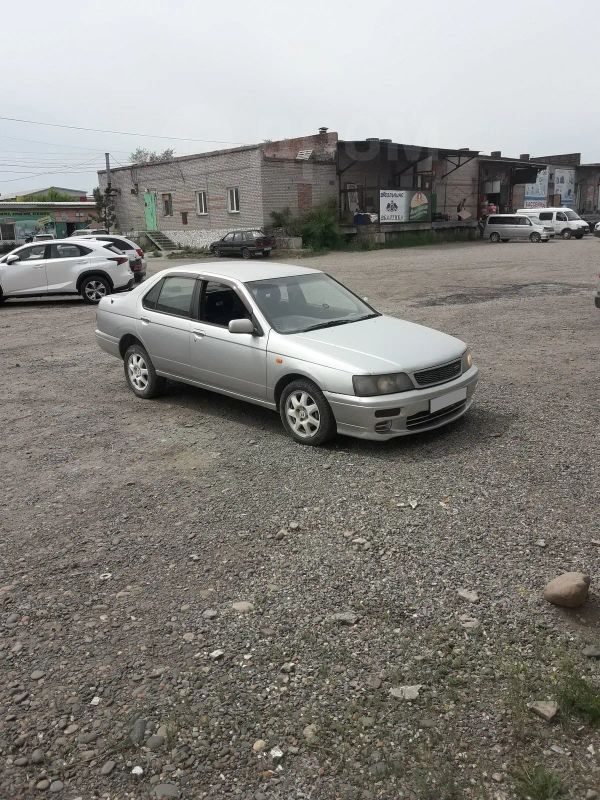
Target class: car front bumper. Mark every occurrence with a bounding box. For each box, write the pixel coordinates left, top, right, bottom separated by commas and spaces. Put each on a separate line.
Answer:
324, 365, 479, 441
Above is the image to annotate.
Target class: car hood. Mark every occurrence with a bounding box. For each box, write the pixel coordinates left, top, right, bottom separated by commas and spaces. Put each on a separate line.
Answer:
275, 315, 466, 374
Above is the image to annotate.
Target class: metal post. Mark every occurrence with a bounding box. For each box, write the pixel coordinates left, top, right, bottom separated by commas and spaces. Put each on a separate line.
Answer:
105, 153, 112, 233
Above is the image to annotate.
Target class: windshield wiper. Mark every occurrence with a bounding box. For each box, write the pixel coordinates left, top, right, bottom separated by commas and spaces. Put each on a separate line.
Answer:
300, 313, 379, 333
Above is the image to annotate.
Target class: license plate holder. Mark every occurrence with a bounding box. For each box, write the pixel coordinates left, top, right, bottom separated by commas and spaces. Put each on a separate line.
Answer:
430, 387, 467, 413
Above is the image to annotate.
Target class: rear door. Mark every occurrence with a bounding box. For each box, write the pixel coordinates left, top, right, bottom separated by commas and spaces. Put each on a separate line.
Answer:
46, 242, 91, 292
137, 275, 198, 379
232, 231, 244, 254
188, 279, 268, 399
0, 243, 48, 294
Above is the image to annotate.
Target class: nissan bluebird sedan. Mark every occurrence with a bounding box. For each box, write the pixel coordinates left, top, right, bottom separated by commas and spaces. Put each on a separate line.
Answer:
95, 263, 479, 445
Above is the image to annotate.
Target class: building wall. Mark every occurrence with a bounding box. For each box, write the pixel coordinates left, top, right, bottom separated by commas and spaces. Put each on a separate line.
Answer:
99, 146, 265, 247
261, 159, 337, 223
433, 157, 479, 220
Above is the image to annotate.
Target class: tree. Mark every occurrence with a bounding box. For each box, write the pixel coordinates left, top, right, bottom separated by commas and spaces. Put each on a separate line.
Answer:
93, 186, 116, 230
129, 147, 175, 165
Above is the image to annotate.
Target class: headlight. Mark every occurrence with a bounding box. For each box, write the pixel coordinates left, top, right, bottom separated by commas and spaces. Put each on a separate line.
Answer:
352, 372, 413, 396
461, 349, 473, 371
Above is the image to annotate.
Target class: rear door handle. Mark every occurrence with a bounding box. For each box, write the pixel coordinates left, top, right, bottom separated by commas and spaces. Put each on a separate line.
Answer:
193, 329, 205, 340
140, 317, 150, 325
34, 265, 46, 270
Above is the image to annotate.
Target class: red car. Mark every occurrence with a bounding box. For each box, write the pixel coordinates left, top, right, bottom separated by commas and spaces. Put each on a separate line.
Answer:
209, 230, 276, 259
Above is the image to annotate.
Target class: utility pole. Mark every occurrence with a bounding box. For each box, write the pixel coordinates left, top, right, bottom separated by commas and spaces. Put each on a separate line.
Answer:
104, 152, 113, 233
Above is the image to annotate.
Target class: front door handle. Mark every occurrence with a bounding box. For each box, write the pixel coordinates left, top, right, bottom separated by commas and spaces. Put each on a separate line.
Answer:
193, 329, 205, 340
140, 317, 150, 325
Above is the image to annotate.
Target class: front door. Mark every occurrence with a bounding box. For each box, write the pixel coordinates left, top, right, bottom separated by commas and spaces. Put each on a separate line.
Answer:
189, 279, 267, 400
144, 192, 158, 231
137, 275, 197, 378
0, 243, 48, 294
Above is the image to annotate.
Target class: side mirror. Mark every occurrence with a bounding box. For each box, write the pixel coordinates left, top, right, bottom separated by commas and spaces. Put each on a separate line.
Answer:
6, 254, 19, 264
228, 318, 255, 335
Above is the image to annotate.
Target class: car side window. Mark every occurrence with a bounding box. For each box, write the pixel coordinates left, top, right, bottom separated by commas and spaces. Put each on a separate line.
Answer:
16, 244, 47, 261
154, 276, 197, 317
556, 212, 567, 222
233, 232, 244, 243
223, 233, 234, 242
539, 212, 552, 221
50, 243, 85, 258
200, 281, 251, 327
142, 279, 164, 310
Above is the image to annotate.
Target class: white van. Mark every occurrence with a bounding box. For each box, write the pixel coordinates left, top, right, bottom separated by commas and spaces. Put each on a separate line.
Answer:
484, 214, 550, 243
516, 208, 589, 239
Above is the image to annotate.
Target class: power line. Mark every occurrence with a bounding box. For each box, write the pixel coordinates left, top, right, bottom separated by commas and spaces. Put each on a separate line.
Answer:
0, 115, 249, 146
0, 132, 131, 154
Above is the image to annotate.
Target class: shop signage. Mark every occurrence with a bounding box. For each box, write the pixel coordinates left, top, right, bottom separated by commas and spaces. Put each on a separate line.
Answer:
379, 190, 430, 223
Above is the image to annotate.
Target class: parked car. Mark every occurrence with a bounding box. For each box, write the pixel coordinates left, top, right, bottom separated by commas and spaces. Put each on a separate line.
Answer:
594, 221, 600, 238
74, 234, 146, 282
209, 230, 276, 259
33, 233, 55, 242
516, 208, 589, 238
484, 214, 551, 243
69, 227, 108, 237
595, 272, 600, 309
0, 239, 133, 304
95, 262, 478, 445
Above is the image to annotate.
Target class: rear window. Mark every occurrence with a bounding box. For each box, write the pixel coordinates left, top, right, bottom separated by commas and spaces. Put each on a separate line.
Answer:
97, 236, 132, 250
51, 243, 90, 257
103, 243, 124, 254
155, 276, 196, 317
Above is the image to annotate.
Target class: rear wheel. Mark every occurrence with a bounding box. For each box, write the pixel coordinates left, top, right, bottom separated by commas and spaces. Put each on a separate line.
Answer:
81, 275, 110, 304
529, 232, 541, 243
241, 248, 252, 259
575, 232, 583, 240
279, 379, 336, 446
123, 344, 166, 399
489, 232, 501, 243
561, 229, 572, 239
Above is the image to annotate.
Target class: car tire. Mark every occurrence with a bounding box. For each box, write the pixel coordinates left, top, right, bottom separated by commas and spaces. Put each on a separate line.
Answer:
501, 239, 509, 242
279, 379, 336, 446
529, 232, 541, 243
561, 229, 572, 239
123, 344, 166, 399
214, 247, 221, 257
241, 248, 252, 260
81, 275, 110, 304
575, 233, 583, 240
489, 232, 501, 243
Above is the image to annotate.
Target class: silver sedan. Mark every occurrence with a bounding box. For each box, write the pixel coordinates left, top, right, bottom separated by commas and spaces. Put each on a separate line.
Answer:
95, 262, 479, 445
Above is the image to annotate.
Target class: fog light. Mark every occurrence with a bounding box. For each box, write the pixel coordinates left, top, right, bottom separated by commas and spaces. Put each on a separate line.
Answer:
374, 420, 392, 433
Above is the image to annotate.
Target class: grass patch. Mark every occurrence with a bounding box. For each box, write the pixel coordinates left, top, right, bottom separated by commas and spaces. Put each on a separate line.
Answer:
557, 665, 600, 726
166, 246, 210, 259
513, 764, 565, 800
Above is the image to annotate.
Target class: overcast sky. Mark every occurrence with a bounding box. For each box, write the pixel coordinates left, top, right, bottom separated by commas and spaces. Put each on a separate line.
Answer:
2, 0, 599, 195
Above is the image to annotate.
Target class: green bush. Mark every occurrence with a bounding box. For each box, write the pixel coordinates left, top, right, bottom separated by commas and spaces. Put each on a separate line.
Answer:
297, 202, 343, 250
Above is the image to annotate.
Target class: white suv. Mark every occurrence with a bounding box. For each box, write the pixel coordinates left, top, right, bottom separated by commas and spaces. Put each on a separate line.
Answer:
0, 239, 134, 305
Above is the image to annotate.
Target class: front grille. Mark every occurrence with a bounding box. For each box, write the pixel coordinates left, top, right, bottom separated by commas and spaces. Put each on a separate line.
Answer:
406, 400, 466, 430
413, 359, 461, 387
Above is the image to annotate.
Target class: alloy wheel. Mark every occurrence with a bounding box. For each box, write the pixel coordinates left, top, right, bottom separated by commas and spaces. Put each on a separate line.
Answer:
127, 353, 149, 391
286, 390, 320, 438
84, 280, 107, 302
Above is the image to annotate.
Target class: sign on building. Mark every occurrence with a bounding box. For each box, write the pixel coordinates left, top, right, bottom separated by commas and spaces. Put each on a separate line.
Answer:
523, 168, 548, 208
379, 190, 431, 223
554, 168, 575, 207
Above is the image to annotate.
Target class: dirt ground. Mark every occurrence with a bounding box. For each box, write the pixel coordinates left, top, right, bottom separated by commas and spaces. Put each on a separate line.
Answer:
1, 237, 599, 800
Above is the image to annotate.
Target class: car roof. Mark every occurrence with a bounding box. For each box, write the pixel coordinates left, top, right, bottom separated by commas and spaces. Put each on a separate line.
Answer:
159, 261, 320, 283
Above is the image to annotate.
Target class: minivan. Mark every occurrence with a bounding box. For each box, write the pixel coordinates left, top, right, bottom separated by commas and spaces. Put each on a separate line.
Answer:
484, 214, 550, 243
516, 208, 589, 239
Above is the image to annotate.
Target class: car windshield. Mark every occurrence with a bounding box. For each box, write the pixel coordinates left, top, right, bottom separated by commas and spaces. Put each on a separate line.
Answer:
564, 210, 580, 221
246, 273, 379, 334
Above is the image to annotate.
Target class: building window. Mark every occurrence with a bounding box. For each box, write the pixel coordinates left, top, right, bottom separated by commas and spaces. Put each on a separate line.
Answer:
1, 223, 16, 240
227, 187, 240, 213
181, 212, 188, 225
162, 193, 173, 216
196, 190, 208, 215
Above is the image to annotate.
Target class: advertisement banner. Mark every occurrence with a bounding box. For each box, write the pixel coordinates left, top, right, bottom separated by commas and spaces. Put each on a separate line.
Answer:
379, 190, 430, 223
524, 168, 548, 208
554, 168, 575, 207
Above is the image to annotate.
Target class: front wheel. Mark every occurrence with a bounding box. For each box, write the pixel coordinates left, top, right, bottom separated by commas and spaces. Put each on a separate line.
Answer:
124, 344, 166, 399
279, 379, 336, 446
81, 275, 110, 304
561, 229, 572, 239
489, 232, 501, 243
529, 232, 541, 243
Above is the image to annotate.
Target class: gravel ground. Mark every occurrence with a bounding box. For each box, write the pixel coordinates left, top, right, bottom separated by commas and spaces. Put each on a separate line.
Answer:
1, 238, 599, 800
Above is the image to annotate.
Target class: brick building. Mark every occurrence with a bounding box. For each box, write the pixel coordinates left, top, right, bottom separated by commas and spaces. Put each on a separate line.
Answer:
98, 131, 338, 248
